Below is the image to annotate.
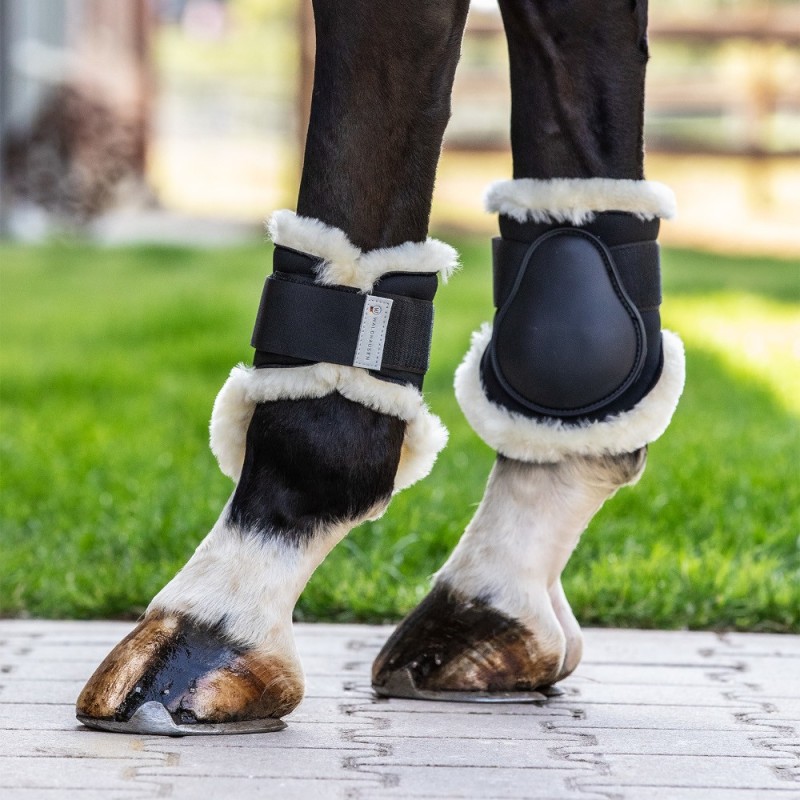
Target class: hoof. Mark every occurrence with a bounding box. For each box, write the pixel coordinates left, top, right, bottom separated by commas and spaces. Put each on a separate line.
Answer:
76, 613, 301, 735
372, 583, 563, 702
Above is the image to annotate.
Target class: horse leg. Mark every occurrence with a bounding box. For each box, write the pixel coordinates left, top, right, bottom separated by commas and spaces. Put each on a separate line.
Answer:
373, 0, 686, 699
76, 0, 469, 734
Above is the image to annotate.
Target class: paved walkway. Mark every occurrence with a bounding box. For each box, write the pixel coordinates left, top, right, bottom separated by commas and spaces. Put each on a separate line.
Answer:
1, 622, 798, 800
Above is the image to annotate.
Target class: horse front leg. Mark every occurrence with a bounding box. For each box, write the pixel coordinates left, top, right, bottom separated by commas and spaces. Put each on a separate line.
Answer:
77, 0, 469, 734
373, 0, 686, 699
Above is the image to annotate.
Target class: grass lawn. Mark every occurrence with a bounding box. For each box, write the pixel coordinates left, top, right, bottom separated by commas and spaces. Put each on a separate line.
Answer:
1, 239, 798, 631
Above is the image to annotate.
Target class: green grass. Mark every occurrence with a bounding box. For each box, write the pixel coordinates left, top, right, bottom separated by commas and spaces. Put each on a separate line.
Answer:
1, 239, 798, 630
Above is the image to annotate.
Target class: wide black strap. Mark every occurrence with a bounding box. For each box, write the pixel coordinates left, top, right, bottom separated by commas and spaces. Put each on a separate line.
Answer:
251, 274, 434, 376
608, 241, 662, 311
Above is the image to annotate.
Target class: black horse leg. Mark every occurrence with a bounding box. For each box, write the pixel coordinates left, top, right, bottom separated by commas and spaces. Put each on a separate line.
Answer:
501, 0, 648, 180
76, 0, 469, 734
373, 0, 685, 700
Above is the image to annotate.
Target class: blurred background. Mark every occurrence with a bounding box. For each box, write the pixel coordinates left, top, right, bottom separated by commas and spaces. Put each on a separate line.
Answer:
1, 0, 798, 628
2, 0, 800, 253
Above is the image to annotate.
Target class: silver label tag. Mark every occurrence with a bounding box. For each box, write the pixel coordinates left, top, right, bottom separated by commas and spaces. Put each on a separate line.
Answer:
353, 295, 393, 371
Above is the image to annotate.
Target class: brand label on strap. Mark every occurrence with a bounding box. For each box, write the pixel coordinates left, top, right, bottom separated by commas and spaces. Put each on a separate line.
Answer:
353, 295, 393, 371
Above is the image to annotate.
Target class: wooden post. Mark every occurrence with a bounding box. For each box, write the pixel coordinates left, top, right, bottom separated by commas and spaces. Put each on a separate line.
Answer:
297, 0, 315, 167
71, 0, 153, 181
130, 0, 153, 179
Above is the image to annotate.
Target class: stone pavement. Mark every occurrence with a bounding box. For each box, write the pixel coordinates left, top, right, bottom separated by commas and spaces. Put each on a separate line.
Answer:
0, 622, 798, 800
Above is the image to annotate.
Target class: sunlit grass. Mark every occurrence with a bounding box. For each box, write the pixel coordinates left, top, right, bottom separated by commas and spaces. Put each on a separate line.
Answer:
1, 240, 798, 630
665, 294, 800, 415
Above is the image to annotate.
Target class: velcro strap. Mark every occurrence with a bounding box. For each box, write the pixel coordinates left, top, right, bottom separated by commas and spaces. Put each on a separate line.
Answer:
492, 237, 661, 312
607, 241, 662, 310
251, 275, 433, 375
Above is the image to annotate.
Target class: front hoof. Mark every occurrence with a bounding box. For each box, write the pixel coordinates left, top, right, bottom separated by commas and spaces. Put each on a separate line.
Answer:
76, 613, 301, 735
372, 583, 562, 702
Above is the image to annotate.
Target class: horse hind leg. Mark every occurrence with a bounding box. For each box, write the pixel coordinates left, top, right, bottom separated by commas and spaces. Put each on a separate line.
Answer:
76, 0, 469, 734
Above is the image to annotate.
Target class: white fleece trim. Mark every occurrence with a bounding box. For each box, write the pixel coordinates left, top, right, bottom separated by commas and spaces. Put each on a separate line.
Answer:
454, 324, 685, 463
484, 178, 677, 225
268, 209, 458, 293
210, 363, 448, 494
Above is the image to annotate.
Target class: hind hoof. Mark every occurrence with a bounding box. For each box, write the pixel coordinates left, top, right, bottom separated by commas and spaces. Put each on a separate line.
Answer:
76, 613, 301, 735
372, 583, 564, 702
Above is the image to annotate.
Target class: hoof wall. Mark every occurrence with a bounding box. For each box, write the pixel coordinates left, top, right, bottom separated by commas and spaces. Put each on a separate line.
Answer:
77, 701, 286, 736
374, 667, 548, 704
76, 613, 302, 734
372, 583, 563, 700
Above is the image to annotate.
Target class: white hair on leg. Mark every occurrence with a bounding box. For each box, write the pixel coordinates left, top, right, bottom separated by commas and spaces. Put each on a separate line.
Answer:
147, 500, 373, 669
435, 453, 644, 670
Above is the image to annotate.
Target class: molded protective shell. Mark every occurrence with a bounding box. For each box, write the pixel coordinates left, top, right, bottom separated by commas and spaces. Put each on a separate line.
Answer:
486, 229, 647, 417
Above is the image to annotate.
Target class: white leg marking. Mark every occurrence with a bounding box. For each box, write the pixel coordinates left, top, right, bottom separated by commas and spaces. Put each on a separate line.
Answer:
436, 454, 644, 654
148, 499, 366, 661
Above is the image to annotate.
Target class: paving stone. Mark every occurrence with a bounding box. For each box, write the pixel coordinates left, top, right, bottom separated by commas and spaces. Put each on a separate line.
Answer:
552, 682, 752, 707
578, 787, 800, 800
1, 791, 149, 800
0, 756, 164, 791
137, 746, 375, 780
0, 679, 86, 705
285, 695, 395, 723
163, 776, 368, 800
590, 753, 796, 789
580, 629, 727, 662
0, 621, 132, 637
715, 632, 800, 656
553, 727, 792, 757
349, 710, 571, 740
355, 765, 598, 799
0, 660, 102, 681
0, 729, 155, 759
142, 725, 365, 752
1, 621, 798, 800
0, 703, 80, 731
353, 735, 575, 768
539, 702, 777, 731
571, 663, 747, 687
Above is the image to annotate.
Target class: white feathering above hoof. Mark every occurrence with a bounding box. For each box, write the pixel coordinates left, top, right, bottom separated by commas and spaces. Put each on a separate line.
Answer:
454, 324, 685, 463
484, 178, 677, 225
